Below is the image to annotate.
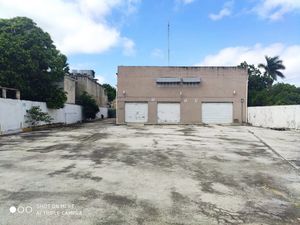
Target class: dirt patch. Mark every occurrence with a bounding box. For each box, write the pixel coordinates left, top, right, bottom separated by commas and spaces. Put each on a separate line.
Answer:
233, 148, 272, 157
210, 156, 229, 162
193, 199, 245, 224
193, 162, 240, 193
72, 189, 103, 206
186, 138, 202, 142
242, 172, 293, 202
103, 193, 137, 207
68, 172, 102, 182
59, 143, 127, 165
3, 189, 78, 202
244, 173, 274, 188
128, 126, 147, 131
48, 163, 76, 176
94, 211, 126, 225
170, 190, 191, 217
179, 127, 196, 136
119, 150, 173, 168
81, 189, 103, 200
90, 146, 121, 164
79, 133, 108, 142
152, 139, 158, 146
171, 191, 189, 204
20, 131, 52, 140
244, 200, 300, 224
139, 200, 160, 217
27, 143, 70, 153
201, 181, 214, 193
0, 140, 23, 148
0, 163, 14, 169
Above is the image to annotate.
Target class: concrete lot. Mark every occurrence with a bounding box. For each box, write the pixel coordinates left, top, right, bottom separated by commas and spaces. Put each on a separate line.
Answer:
0, 120, 299, 225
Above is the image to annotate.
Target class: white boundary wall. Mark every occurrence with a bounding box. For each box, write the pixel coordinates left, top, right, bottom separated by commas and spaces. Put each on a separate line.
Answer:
96, 107, 108, 119
0, 98, 82, 135
248, 105, 300, 130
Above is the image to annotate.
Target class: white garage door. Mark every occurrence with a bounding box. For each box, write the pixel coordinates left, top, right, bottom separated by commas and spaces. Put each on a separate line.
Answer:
157, 103, 180, 123
202, 103, 233, 124
125, 103, 148, 123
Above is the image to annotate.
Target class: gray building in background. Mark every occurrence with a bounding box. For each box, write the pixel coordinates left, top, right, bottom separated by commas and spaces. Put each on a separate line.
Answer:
63, 76, 76, 104
70, 70, 108, 107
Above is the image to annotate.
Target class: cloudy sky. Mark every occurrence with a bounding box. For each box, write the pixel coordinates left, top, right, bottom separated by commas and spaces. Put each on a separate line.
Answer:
0, 0, 299, 86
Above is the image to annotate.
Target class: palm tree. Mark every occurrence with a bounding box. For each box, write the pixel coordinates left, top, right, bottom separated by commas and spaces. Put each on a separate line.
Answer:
258, 56, 286, 81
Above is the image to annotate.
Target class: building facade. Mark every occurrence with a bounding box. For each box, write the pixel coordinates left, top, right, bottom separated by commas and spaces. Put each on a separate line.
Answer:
70, 70, 108, 107
117, 66, 248, 124
63, 76, 76, 104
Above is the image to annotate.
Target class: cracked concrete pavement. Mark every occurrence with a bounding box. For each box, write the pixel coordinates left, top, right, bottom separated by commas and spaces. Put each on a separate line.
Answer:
0, 119, 299, 225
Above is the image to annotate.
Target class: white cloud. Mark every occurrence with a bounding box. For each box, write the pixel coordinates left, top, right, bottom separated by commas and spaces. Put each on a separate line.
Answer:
209, 8, 231, 21
209, 1, 233, 21
95, 75, 106, 84
177, 0, 195, 5
253, 0, 300, 20
174, 0, 196, 9
122, 37, 136, 56
151, 48, 165, 59
0, 0, 140, 55
197, 43, 300, 86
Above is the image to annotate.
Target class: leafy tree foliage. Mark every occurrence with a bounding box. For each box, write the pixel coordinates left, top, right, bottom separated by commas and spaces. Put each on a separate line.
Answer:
25, 106, 53, 127
239, 60, 300, 106
239, 61, 272, 91
258, 56, 286, 82
239, 62, 271, 106
76, 92, 99, 119
263, 83, 300, 106
102, 83, 116, 102
0, 17, 68, 108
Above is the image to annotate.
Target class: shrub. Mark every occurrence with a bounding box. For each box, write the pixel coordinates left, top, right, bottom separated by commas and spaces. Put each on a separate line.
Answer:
108, 108, 116, 118
25, 106, 53, 127
76, 92, 99, 119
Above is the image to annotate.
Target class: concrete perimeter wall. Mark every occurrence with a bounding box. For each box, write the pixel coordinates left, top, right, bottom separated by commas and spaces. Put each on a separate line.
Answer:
248, 105, 300, 130
0, 98, 82, 135
96, 107, 108, 119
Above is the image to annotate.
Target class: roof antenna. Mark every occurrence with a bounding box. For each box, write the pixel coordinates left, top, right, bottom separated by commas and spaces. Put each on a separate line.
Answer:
168, 22, 170, 66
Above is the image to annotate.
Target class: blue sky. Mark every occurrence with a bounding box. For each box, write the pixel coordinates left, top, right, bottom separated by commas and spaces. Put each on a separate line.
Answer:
0, 0, 300, 86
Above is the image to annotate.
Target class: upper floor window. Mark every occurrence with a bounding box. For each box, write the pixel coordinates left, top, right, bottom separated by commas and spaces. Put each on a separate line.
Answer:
156, 77, 201, 86
182, 77, 201, 86
156, 78, 181, 86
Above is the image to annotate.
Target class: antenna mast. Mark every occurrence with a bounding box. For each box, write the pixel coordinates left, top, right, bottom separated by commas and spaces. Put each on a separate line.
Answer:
168, 22, 170, 66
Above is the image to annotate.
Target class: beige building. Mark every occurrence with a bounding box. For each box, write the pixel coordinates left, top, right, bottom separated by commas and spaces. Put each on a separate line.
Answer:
63, 76, 76, 104
117, 66, 248, 124
71, 70, 108, 107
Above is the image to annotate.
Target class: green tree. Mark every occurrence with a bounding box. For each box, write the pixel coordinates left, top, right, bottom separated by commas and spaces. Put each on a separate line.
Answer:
238, 62, 272, 106
258, 56, 286, 83
239, 61, 300, 106
267, 83, 300, 105
102, 83, 116, 102
25, 106, 53, 127
0, 17, 68, 108
76, 92, 99, 119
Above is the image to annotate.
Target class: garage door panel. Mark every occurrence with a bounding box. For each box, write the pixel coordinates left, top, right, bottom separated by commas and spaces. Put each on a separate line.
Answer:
125, 103, 148, 123
157, 103, 180, 123
202, 103, 233, 124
